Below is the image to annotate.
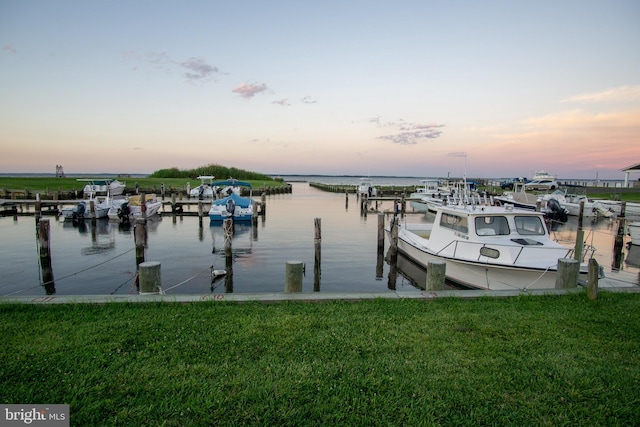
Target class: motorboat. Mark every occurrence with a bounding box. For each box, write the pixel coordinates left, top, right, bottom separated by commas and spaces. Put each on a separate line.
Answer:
495, 189, 568, 223
189, 176, 216, 199
107, 194, 162, 222
409, 179, 452, 212
538, 190, 615, 218
59, 195, 113, 221
78, 179, 126, 197
356, 178, 377, 197
629, 221, 640, 245
386, 203, 592, 290
208, 179, 254, 222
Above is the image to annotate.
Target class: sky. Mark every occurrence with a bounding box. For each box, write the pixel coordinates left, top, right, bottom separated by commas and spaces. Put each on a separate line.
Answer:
1, 0, 639, 180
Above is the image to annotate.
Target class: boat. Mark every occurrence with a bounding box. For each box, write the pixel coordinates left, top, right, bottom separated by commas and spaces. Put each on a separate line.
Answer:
356, 178, 377, 197
386, 203, 592, 290
107, 194, 162, 222
59, 195, 113, 221
532, 171, 557, 180
189, 176, 216, 199
78, 179, 126, 197
629, 221, 640, 245
538, 190, 615, 218
409, 179, 452, 212
208, 179, 254, 222
495, 189, 568, 223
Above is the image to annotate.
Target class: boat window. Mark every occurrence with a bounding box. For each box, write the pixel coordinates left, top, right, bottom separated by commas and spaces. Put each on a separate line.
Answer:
480, 247, 500, 258
514, 216, 545, 235
475, 216, 510, 236
440, 212, 468, 234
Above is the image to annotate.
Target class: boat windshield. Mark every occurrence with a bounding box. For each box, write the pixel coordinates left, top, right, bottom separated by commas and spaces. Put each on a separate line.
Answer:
440, 212, 468, 234
475, 216, 510, 236
514, 216, 545, 236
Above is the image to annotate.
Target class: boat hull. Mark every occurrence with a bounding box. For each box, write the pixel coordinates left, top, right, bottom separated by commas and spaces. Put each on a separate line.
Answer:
629, 222, 640, 245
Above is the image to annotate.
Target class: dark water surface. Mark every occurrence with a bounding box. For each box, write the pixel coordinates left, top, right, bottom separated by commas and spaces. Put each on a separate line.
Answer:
1, 182, 638, 296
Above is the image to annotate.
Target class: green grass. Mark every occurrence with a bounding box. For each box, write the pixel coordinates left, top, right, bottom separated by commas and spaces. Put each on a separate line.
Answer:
1, 293, 639, 426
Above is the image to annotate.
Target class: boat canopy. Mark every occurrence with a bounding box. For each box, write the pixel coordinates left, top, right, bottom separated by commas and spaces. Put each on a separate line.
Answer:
212, 179, 251, 188
212, 192, 252, 208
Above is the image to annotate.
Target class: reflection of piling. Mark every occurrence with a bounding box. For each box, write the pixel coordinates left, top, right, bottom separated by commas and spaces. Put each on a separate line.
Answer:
314, 218, 321, 292
555, 258, 579, 289
587, 258, 599, 300
285, 261, 303, 292
574, 201, 585, 261
376, 213, 385, 279
387, 217, 398, 290
345, 191, 349, 209
37, 218, 55, 294
223, 218, 234, 293
198, 201, 204, 228
612, 202, 626, 270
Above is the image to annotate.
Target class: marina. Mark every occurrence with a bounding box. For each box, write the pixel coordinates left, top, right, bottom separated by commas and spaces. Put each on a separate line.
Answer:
0, 180, 639, 298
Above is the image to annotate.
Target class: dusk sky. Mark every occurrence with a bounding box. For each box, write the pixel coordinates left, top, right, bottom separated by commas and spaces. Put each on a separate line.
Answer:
1, 1, 639, 179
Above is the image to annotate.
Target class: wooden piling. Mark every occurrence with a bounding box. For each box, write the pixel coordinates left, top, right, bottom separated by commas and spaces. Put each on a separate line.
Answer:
285, 261, 303, 292
387, 218, 399, 290
574, 201, 584, 261
587, 258, 599, 300
38, 218, 55, 294
139, 261, 162, 294
612, 202, 626, 270
314, 218, 321, 292
261, 192, 267, 216
134, 219, 147, 269
427, 260, 447, 290
377, 213, 385, 255
555, 258, 579, 289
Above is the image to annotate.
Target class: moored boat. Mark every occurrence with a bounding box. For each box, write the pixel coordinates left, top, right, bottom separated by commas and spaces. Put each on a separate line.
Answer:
386, 203, 593, 290
189, 176, 216, 199
208, 179, 254, 222
107, 194, 162, 222
78, 179, 126, 197
629, 221, 640, 245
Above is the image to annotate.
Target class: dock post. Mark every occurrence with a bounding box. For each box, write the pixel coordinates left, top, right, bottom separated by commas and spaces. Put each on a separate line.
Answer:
387, 217, 399, 290
555, 258, 579, 289
377, 213, 385, 255
261, 192, 267, 216
612, 202, 626, 270
89, 200, 96, 225
427, 260, 447, 290
198, 201, 204, 227
139, 261, 162, 294
134, 219, 147, 271
37, 218, 55, 294
345, 191, 349, 209
285, 261, 303, 292
587, 258, 599, 300
314, 218, 321, 292
35, 193, 41, 223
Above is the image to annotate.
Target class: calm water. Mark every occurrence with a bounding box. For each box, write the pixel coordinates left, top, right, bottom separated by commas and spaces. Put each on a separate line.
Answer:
1, 182, 638, 296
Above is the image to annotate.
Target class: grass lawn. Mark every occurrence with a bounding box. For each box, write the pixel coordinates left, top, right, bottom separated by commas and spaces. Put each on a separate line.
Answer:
1, 293, 639, 426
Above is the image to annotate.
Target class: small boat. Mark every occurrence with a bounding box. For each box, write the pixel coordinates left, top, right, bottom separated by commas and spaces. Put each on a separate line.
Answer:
409, 179, 452, 212
189, 176, 216, 199
78, 179, 126, 197
386, 203, 592, 290
107, 194, 162, 222
356, 178, 377, 197
208, 179, 254, 222
495, 189, 568, 223
59, 195, 112, 221
628, 221, 640, 245
538, 190, 615, 218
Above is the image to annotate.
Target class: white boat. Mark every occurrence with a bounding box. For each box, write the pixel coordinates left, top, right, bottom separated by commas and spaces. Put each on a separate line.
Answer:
79, 179, 126, 197
208, 179, 254, 222
589, 200, 640, 218
189, 175, 216, 199
629, 221, 640, 245
386, 203, 591, 290
538, 190, 615, 218
356, 178, 377, 197
107, 194, 162, 221
495, 189, 568, 223
409, 179, 452, 212
59, 195, 113, 221
532, 170, 557, 180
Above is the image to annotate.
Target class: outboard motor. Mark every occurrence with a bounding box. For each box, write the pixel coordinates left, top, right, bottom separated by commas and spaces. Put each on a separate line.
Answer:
225, 198, 236, 218
117, 202, 131, 224
545, 198, 568, 223
72, 201, 86, 224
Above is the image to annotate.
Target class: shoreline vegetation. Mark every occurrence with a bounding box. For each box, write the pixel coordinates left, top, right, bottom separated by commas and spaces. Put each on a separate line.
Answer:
1, 293, 639, 425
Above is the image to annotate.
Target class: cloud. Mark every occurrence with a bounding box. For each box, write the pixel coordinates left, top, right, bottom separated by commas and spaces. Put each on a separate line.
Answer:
232, 83, 268, 99
272, 98, 290, 106
3, 44, 17, 54
179, 57, 219, 82
301, 96, 317, 104
561, 85, 640, 103
374, 119, 445, 145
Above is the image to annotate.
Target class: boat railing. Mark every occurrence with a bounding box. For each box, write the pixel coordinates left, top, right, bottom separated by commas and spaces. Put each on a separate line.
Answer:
435, 238, 574, 264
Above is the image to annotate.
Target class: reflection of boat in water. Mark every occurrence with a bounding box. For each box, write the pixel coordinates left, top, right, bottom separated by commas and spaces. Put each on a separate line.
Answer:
394, 252, 463, 291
